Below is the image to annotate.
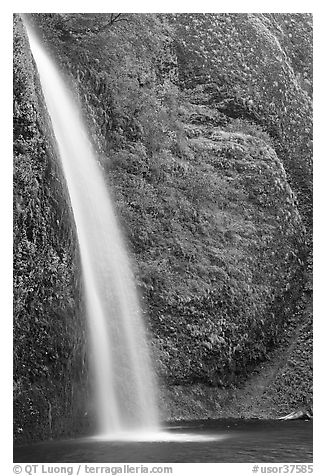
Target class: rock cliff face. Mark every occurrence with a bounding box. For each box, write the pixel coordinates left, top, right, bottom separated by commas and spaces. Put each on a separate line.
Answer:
170, 13, 312, 238
13, 13, 312, 441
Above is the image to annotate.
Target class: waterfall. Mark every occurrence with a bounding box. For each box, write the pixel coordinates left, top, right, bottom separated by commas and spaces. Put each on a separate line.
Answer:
24, 21, 159, 437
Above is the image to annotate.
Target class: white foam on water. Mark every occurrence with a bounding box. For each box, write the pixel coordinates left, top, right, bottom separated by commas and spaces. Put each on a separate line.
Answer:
91, 431, 229, 442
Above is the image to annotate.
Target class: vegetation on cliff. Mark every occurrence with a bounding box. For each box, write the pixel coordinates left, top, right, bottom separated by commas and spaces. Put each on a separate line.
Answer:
13, 13, 312, 440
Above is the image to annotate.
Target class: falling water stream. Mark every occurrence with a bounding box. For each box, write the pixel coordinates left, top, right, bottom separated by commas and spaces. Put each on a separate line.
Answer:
25, 21, 160, 438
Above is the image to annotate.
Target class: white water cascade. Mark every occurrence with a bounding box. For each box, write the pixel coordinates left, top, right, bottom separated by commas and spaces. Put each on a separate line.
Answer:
25, 22, 160, 437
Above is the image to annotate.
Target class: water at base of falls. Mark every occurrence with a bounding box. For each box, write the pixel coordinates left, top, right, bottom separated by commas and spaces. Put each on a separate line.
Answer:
13, 420, 313, 463
24, 19, 159, 436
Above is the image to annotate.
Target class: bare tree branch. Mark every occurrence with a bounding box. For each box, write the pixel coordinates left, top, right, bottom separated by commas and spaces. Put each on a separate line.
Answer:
48, 13, 130, 37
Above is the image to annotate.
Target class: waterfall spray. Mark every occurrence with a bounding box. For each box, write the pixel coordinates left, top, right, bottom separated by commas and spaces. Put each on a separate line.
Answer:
24, 20, 159, 437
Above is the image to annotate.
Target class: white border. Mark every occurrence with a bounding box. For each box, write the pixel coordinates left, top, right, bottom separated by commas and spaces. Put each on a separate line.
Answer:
3, 3, 324, 474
